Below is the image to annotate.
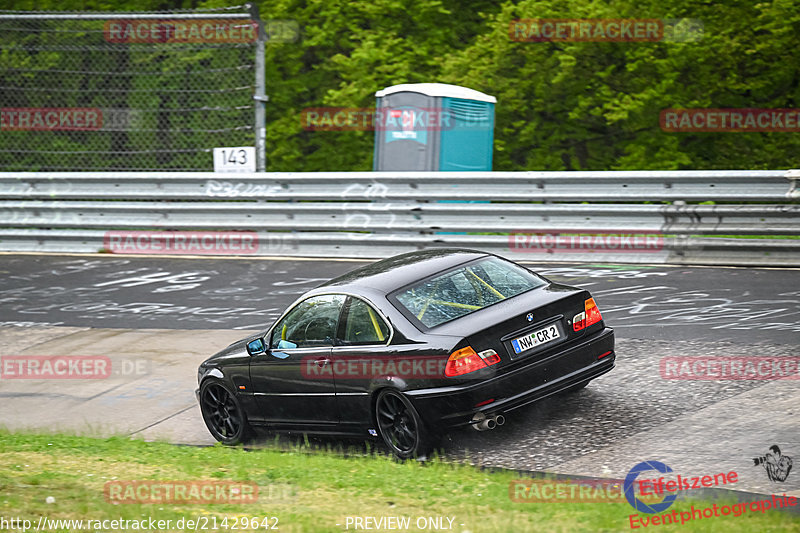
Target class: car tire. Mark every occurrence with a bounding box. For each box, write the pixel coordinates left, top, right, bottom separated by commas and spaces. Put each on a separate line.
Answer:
375, 389, 433, 460
199, 379, 252, 445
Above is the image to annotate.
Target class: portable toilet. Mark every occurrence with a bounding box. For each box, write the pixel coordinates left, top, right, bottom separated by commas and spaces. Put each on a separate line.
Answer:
373, 83, 496, 171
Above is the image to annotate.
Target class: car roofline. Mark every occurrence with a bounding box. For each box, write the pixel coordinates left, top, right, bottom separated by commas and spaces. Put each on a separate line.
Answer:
314, 248, 493, 295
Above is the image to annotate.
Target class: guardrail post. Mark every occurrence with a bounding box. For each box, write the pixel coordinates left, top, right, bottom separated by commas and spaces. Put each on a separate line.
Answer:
786, 169, 800, 200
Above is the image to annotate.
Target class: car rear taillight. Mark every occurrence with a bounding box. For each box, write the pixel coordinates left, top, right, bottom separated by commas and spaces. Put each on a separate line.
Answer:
573, 298, 603, 331
478, 348, 501, 365
444, 346, 500, 377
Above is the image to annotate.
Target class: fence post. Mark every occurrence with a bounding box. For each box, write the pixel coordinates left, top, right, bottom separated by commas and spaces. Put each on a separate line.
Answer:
249, 3, 268, 172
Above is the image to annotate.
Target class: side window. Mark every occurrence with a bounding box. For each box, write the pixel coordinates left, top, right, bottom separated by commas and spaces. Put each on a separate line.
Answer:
270, 294, 345, 349
342, 297, 390, 345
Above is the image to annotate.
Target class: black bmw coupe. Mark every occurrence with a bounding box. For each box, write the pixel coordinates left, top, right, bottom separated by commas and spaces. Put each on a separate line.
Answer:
197, 249, 615, 458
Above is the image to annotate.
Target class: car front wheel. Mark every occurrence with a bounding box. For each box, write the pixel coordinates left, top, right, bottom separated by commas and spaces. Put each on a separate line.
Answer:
375, 389, 433, 459
199, 380, 251, 445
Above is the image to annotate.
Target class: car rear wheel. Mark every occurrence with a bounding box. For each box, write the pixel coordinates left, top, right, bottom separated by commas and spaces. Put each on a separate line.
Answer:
375, 389, 432, 460
200, 380, 251, 445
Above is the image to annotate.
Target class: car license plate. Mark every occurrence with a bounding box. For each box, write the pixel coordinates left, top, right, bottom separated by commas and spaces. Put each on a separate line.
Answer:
511, 324, 560, 354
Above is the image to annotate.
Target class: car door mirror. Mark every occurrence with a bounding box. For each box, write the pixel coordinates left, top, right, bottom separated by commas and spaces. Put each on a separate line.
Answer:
246, 338, 266, 355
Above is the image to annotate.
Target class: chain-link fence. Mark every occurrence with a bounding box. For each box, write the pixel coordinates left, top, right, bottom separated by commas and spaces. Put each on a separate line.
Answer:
0, 5, 270, 171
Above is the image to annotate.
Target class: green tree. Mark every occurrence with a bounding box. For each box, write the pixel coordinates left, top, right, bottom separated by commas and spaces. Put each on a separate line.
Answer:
2, 0, 798, 171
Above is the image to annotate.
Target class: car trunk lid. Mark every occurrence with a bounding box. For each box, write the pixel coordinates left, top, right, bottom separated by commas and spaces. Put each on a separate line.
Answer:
433, 282, 596, 372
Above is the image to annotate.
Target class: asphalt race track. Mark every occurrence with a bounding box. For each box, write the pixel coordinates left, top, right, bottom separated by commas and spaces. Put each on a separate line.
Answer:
0, 253, 798, 497
0, 254, 798, 343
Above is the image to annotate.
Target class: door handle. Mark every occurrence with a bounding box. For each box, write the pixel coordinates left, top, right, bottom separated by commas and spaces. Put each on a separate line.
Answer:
314, 357, 331, 367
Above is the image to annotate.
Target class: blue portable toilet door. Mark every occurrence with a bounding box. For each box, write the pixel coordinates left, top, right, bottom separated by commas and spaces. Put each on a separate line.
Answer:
438, 97, 495, 171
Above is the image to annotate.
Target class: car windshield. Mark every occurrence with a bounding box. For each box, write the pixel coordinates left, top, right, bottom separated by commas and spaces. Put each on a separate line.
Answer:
393, 257, 546, 328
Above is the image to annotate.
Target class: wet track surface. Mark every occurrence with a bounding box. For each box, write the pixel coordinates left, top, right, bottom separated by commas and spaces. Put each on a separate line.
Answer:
0, 254, 798, 343
0, 254, 798, 495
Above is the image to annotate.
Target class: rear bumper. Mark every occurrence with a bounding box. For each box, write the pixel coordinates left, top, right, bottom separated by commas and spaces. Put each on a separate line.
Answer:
406, 327, 615, 429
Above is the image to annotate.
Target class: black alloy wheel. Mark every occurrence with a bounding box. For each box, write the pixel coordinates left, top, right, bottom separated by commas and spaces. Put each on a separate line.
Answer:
375, 389, 432, 459
200, 380, 251, 445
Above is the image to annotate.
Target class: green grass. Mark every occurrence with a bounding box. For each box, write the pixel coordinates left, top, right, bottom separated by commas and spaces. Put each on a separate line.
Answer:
0, 431, 798, 532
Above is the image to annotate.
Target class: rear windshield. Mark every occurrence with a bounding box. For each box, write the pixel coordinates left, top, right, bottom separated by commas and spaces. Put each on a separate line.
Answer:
393, 257, 546, 328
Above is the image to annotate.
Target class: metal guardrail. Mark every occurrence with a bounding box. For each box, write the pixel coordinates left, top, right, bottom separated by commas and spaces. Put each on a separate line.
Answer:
0, 170, 798, 266
0, 170, 794, 201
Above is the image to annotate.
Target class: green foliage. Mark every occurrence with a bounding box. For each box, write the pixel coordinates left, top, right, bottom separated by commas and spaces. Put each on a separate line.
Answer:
1, 0, 798, 171
440, 0, 800, 170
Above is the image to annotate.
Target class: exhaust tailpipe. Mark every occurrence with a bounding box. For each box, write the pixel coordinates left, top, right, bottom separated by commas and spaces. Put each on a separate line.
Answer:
473, 416, 495, 431
471, 413, 504, 431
